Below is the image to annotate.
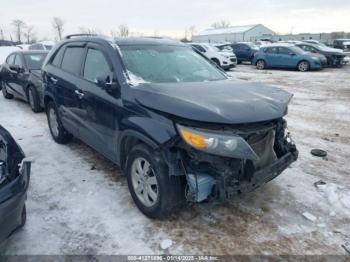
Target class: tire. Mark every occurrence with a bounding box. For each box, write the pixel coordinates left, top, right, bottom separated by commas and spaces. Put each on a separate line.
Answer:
126, 144, 184, 219
1, 81, 14, 99
46, 101, 73, 144
256, 59, 266, 70
211, 58, 221, 68
27, 86, 42, 113
297, 60, 310, 72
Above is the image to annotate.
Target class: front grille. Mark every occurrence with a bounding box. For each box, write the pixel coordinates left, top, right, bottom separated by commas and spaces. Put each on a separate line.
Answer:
230, 58, 237, 62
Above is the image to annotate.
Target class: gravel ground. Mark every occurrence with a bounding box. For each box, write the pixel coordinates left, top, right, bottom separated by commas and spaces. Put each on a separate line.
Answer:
0, 64, 349, 255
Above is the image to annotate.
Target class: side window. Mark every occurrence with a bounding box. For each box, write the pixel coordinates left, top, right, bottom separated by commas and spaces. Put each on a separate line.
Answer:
6, 54, 15, 65
83, 48, 112, 82
14, 55, 23, 67
51, 47, 65, 67
278, 47, 291, 55
266, 47, 278, 54
61, 47, 85, 75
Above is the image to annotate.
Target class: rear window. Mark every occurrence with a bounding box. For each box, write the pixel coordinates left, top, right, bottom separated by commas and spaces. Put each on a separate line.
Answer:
61, 47, 85, 75
24, 53, 47, 70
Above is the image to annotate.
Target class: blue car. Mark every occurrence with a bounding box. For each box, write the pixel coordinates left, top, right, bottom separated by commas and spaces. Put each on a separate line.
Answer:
217, 42, 259, 63
252, 44, 323, 71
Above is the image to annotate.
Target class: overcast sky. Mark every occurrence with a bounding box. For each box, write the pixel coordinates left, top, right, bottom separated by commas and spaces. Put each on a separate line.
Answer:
1, 0, 350, 40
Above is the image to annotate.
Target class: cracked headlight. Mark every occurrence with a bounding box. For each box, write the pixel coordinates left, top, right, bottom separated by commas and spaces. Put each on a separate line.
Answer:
177, 124, 258, 160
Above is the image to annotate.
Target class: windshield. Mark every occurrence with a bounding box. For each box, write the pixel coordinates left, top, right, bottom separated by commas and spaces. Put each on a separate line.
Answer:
119, 45, 227, 83
24, 53, 47, 70
245, 42, 259, 50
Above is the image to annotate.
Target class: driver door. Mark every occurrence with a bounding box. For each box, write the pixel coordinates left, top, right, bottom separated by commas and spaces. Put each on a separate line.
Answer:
77, 43, 121, 160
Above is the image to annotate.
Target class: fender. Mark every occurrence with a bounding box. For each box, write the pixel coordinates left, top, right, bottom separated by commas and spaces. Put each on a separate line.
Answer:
117, 116, 177, 168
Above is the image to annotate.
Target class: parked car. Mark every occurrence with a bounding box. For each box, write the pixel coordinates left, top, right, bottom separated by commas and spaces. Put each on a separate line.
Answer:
229, 42, 259, 63
28, 41, 55, 51
252, 43, 324, 71
189, 43, 237, 69
296, 42, 346, 67
0, 50, 48, 112
0, 125, 31, 243
42, 36, 298, 219
333, 39, 350, 51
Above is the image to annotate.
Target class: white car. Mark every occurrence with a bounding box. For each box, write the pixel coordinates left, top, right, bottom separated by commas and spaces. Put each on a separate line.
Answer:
189, 43, 237, 70
28, 41, 55, 51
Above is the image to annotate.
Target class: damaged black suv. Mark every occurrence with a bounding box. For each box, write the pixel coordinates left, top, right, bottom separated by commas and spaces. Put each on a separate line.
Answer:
42, 35, 298, 219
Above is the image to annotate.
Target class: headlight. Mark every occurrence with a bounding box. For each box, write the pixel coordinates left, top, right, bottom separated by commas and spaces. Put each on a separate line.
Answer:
177, 124, 258, 160
311, 56, 319, 60
220, 54, 230, 59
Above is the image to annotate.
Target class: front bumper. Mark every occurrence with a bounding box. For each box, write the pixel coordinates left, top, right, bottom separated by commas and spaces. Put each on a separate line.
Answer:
225, 151, 298, 199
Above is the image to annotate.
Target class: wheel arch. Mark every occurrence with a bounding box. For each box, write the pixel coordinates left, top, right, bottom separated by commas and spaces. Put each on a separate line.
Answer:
117, 130, 159, 172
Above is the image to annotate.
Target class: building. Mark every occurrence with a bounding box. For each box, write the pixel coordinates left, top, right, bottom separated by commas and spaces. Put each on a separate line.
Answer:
192, 24, 275, 43
271, 32, 350, 45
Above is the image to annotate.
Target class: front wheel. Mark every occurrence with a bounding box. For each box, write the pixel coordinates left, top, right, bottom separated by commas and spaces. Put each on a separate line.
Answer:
126, 144, 184, 219
256, 59, 266, 70
1, 81, 14, 99
46, 101, 72, 144
297, 61, 310, 72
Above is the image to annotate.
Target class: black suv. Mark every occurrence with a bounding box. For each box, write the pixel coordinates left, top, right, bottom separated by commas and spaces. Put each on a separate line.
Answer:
42, 35, 298, 219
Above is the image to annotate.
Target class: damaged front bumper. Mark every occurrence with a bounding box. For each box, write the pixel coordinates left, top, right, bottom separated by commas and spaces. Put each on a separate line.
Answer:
169, 118, 298, 203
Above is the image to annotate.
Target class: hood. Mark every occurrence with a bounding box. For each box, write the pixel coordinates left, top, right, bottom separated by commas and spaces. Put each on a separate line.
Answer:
220, 51, 235, 57
131, 80, 292, 124
320, 46, 344, 54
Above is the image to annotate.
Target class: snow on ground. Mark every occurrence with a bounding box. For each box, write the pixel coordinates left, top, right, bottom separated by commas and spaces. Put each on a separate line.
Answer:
0, 65, 349, 255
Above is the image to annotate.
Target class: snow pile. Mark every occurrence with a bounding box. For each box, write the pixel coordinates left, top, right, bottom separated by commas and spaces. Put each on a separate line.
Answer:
160, 239, 173, 250
315, 182, 350, 216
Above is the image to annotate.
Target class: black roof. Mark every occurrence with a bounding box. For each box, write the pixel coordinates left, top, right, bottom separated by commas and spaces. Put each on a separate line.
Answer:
62, 34, 185, 47
114, 37, 185, 46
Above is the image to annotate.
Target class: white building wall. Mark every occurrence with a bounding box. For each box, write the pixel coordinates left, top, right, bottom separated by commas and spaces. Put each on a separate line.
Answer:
192, 24, 275, 43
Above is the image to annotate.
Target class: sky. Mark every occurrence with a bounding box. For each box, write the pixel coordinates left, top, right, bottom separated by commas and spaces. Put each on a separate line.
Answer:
1, 0, 350, 41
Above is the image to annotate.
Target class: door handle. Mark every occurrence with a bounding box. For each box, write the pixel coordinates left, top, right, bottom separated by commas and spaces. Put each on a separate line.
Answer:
50, 76, 58, 84
75, 89, 84, 99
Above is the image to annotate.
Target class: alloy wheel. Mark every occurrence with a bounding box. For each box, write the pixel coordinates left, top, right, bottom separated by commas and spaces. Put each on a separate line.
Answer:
49, 107, 59, 137
131, 157, 158, 207
298, 61, 309, 72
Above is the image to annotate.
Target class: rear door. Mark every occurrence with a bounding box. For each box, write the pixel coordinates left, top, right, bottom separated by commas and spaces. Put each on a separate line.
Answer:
264, 47, 279, 66
47, 43, 86, 137
78, 43, 120, 159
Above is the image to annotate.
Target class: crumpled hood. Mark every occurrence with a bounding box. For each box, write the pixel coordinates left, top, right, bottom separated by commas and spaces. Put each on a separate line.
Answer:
321, 47, 344, 54
131, 80, 293, 124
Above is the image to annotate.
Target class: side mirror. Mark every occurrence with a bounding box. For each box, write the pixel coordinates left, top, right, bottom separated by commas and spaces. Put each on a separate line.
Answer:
10, 64, 23, 73
95, 75, 119, 92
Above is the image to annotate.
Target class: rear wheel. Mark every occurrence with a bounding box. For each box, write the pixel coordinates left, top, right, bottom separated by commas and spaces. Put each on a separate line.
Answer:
27, 86, 41, 113
126, 144, 184, 219
256, 59, 266, 70
46, 101, 73, 144
297, 61, 310, 72
1, 81, 14, 99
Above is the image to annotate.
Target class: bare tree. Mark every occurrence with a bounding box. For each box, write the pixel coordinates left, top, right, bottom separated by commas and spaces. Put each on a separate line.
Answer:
52, 17, 65, 40
0, 28, 4, 40
12, 19, 26, 43
79, 27, 100, 34
118, 24, 129, 37
24, 25, 35, 44
211, 20, 231, 29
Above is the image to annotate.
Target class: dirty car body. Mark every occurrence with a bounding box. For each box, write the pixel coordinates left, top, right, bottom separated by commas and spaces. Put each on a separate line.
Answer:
0, 125, 30, 243
42, 36, 297, 218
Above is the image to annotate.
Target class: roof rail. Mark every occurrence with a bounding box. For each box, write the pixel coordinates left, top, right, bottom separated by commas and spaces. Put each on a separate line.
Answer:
65, 34, 98, 39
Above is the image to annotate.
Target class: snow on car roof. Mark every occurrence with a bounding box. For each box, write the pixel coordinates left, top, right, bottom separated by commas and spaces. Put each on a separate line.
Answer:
197, 24, 258, 36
